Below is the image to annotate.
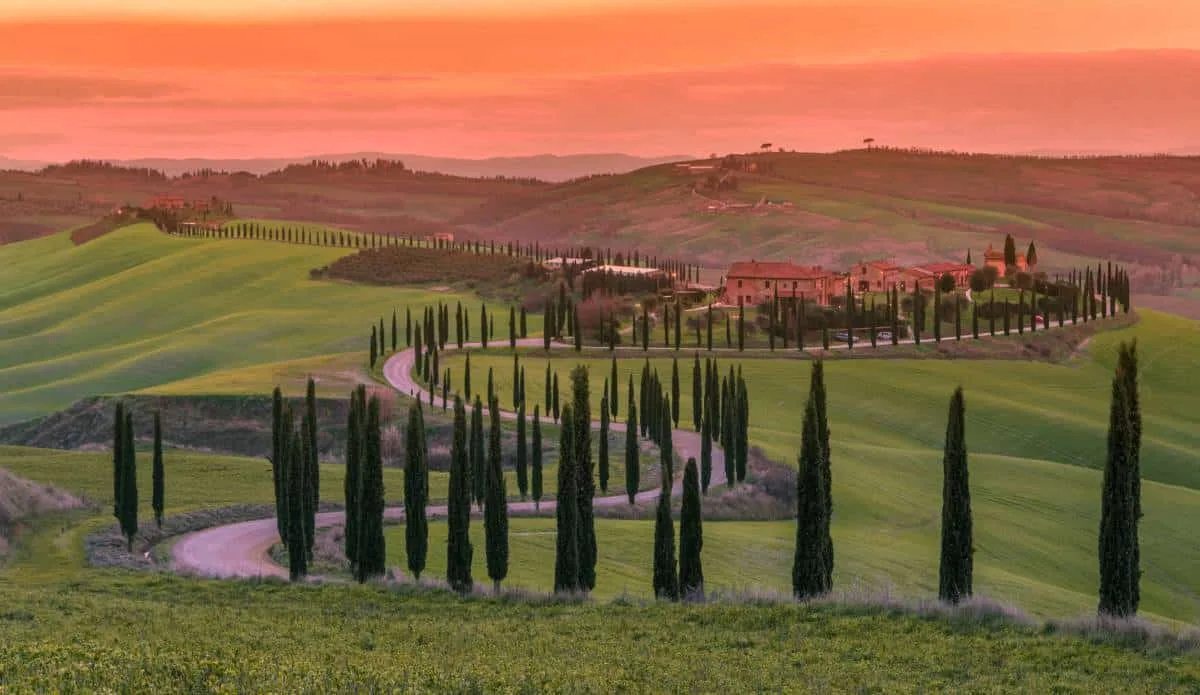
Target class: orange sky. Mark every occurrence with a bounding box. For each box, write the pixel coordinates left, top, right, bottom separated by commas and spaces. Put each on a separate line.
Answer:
1, 2, 1198, 160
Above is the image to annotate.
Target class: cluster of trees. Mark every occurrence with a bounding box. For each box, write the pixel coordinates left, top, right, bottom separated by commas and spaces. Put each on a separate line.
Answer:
269, 381, 321, 580
368, 300, 529, 376
110, 404, 166, 550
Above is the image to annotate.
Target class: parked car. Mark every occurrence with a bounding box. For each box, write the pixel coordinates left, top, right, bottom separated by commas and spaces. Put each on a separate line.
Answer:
877, 331, 893, 341
835, 331, 850, 342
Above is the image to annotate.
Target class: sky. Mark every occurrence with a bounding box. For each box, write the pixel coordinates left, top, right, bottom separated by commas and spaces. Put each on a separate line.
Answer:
0, 1, 1198, 160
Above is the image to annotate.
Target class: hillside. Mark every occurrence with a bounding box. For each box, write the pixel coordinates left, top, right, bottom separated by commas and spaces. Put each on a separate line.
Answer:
0, 224, 530, 425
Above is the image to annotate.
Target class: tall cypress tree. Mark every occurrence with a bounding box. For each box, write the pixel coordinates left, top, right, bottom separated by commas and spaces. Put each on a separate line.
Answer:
692, 354, 702, 432
700, 401, 713, 493
485, 396, 509, 592
678, 457, 704, 600
610, 357, 619, 419
706, 304, 714, 351
736, 375, 749, 483
447, 396, 474, 593
792, 392, 827, 598
532, 405, 544, 511
652, 475, 679, 601
554, 404, 581, 593
737, 301, 745, 352
470, 396, 485, 508
671, 357, 681, 428
299, 417, 315, 559
1098, 341, 1141, 617
811, 361, 833, 590
552, 372, 560, 423
487, 367, 494, 406
354, 396, 386, 582
625, 397, 640, 504
509, 306, 517, 349
285, 430, 308, 581
571, 366, 597, 592
304, 377, 319, 557
391, 309, 398, 352
512, 354, 521, 409
405, 403, 429, 581
516, 401, 529, 500
152, 411, 164, 528
343, 392, 360, 564
938, 388, 973, 604
119, 412, 138, 551
369, 325, 378, 369
544, 361, 551, 413
113, 401, 124, 520
599, 395, 610, 494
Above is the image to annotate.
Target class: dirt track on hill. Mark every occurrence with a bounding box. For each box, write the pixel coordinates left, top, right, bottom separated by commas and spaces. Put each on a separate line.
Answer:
172, 338, 725, 579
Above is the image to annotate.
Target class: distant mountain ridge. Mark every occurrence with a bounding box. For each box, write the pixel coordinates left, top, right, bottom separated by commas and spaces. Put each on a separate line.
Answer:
0, 152, 695, 182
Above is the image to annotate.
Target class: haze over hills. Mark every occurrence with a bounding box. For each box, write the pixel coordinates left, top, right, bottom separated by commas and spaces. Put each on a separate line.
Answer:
0, 152, 694, 182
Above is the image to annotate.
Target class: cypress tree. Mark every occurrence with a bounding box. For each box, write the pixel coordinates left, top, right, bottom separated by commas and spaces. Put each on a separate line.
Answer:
912, 281, 922, 344
405, 403, 429, 581
574, 311, 582, 351
554, 404, 581, 593
110, 402, 125, 520
532, 405, 544, 511
811, 361, 833, 590
700, 401, 713, 493
464, 352, 472, 401
674, 298, 682, 349
599, 395, 610, 494
639, 363, 650, 437
890, 286, 900, 344
736, 375, 749, 483
354, 395, 385, 582
652, 477, 679, 601
304, 377, 319, 557
610, 357, 619, 419
989, 293, 997, 335
119, 412, 138, 551
671, 357, 681, 428
725, 311, 732, 348
520, 306, 528, 338
552, 372, 560, 423
470, 396, 485, 508
152, 411, 164, 528
299, 417, 315, 559
1098, 342, 1141, 617
480, 304, 489, 349
544, 361, 551, 412
509, 306, 517, 349
285, 430, 308, 581
447, 396, 474, 593
343, 390, 362, 565
369, 326, 377, 369
625, 397, 639, 504
516, 401, 529, 500
971, 300, 979, 339
954, 293, 962, 341
792, 393, 826, 598
692, 354, 702, 432
571, 366, 597, 592
938, 388, 973, 604
642, 304, 650, 351
1003, 299, 1011, 335
1017, 291, 1025, 334
487, 367, 494, 406
391, 309, 398, 352
678, 457, 704, 600
933, 283, 942, 342
271, 388, 286, 540
485, 396, 509, 592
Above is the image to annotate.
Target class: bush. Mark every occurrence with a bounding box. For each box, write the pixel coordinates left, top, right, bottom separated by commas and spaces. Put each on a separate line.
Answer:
938, 273, 956, 293
1013, 272, 1034, 290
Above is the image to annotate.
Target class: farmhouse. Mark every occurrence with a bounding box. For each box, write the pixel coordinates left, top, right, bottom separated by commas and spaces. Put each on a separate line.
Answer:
723, 260, 837, 306
429, 231, 455, 243
850, 260, 904, 292
983, 244, 1028, 277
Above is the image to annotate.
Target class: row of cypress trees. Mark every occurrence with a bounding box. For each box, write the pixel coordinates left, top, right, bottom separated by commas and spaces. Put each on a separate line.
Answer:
111, 404, 166, 551
269, 380, 320, 579
343, 385, 386, 582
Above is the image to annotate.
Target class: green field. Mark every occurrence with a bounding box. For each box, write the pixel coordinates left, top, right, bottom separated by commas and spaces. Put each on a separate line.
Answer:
441, 312, 1200, 621
0, 224, 538, 425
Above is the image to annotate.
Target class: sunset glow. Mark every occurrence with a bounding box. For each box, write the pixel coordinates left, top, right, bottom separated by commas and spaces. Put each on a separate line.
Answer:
0, 1, 1196, 160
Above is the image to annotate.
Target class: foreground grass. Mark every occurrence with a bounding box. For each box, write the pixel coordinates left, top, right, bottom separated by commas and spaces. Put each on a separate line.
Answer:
0, 577, 1197, 693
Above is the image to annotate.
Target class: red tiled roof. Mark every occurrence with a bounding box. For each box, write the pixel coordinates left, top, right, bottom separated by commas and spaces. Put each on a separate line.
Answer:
727, 261, 831, 280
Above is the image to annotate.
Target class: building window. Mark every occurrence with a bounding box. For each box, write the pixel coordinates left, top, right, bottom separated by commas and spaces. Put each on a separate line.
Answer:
900, 281, 907, 291
765, 280, 771, 288
737, 280, 743, 288
792, 281, 798, 289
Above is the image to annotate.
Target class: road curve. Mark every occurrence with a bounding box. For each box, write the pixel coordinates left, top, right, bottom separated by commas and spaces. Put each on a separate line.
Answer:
173, 338, 726, 579
173, 311, 1105, 578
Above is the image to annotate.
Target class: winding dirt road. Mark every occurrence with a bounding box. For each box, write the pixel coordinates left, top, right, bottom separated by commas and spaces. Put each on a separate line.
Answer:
173, 338, 725, 579
172, 311, 1103, 579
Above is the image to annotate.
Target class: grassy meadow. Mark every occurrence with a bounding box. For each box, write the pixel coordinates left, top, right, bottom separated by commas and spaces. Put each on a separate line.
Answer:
0, 223, 538, 425
441, 311, 1200, 621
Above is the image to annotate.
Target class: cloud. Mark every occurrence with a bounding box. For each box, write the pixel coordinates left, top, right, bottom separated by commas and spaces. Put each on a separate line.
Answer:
0, 71, 176, 109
